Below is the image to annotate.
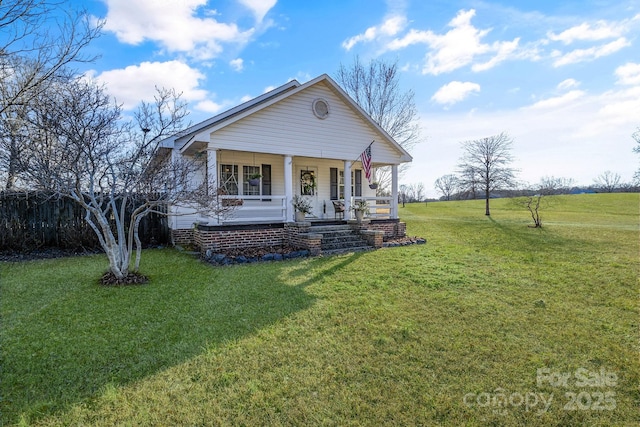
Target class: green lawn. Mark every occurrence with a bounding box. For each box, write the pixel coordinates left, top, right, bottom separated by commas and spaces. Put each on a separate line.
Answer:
1, 193, 638, 426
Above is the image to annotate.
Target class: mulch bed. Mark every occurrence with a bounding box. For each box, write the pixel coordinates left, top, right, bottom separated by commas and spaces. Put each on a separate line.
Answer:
204, 244, 309, 265
215, 245, 303, 258
100, 271, 149, 286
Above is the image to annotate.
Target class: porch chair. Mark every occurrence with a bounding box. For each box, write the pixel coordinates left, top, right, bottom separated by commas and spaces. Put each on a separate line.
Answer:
332, 200, 345, 219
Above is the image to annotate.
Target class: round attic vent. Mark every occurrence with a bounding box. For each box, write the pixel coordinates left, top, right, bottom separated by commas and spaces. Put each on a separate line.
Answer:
312, 98, 329, 119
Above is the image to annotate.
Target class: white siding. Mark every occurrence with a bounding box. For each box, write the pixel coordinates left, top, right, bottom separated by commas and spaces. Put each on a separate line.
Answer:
170, 151, 379, 227
214, 151, 375, 194
210, 82, 405, 165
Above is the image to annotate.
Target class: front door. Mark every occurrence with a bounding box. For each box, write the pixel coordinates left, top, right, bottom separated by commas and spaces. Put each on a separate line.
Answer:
298, 167, 320, 217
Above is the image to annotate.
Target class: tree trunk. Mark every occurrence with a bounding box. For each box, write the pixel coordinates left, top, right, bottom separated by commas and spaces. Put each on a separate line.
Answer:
5, 154, 18, 190
485, 189, 491, 216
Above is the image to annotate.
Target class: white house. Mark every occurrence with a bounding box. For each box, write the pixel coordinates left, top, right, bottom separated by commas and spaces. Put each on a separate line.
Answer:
160, 74, 412, 254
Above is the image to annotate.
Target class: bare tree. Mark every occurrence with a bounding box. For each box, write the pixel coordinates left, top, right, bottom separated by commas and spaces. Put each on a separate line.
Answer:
0, 1, 102, 114
399, 182, 425, 203
24, 79, 225, 282
538, 176, 575, 195
0, 1, 102, 189
593, 171, 621, 193
336, 57, 421, 192
521, 194, 545, 228
414, 182, 425, 202
457, 167, 478, 200
434, 174, 460, 201
458, 132, 518, 216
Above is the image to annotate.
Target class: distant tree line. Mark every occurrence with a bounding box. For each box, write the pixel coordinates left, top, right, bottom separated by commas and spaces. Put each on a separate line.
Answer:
399, 182, 426, 204
432, 128, 640, 203
434, 171, 638, 202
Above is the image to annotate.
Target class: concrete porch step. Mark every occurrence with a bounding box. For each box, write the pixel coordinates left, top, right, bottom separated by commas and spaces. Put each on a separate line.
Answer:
310, 225, 352, 233
320, 232, 359, 241
310, 223, 374, 253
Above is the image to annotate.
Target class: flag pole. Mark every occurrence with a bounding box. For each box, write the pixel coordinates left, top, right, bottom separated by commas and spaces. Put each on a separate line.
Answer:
354, 140, 374, 163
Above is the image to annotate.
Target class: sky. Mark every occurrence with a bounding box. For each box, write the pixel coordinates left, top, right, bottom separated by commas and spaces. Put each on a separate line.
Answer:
61, 0, 640, 196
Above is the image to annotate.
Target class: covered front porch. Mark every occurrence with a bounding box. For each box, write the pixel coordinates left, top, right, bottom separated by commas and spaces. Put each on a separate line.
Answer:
192, 149, 401, 226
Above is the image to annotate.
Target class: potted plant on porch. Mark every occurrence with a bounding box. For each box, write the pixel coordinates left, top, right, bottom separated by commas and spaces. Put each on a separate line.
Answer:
248, 173, 262, 186
351, 200, 369, 222
369, 181, 379, 190
292, 195, 313, 222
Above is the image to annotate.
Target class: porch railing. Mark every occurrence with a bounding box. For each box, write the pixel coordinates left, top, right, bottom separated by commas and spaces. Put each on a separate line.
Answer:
356, 197, 394, 219
219, 195, 287, 223
199, 195, 394, 225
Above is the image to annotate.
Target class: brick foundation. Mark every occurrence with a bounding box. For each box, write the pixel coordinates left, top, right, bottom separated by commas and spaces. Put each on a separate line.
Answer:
194, 224, 285, 253
171, 218, 407, 255
360, 229, 384, 248
171, 228, 194, 247
368, 219, 406, 239
285, 222, 323, 255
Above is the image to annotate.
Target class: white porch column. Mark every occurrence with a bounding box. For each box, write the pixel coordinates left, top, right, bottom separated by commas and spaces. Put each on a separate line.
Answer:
206, 148, 219, 225
207, 148, 218, 189
284, 155, 293, 222
344, 160, 352, 217
391, 164, 399, 219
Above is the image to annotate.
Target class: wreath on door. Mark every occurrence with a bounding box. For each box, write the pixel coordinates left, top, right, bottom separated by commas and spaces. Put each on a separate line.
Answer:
300, 170, 316, 195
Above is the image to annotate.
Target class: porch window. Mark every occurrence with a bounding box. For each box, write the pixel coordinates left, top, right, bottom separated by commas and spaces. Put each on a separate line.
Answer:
332, 168, 362, 199
220, 164, 238, 195
330, 168, 338, 200
243, 166, 260, 196
261, 164, 272, 200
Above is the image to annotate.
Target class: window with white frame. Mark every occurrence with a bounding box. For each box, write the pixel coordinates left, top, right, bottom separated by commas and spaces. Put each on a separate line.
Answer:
332, 169, 362, 199
219, 164, 239, 195
243, 165, 261, 196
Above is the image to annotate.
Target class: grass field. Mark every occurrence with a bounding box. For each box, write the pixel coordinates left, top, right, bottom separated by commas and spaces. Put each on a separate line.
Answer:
1, 193, 638, 426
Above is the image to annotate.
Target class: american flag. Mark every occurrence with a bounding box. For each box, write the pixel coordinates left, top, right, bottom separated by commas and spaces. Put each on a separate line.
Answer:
361, 143, 373, 182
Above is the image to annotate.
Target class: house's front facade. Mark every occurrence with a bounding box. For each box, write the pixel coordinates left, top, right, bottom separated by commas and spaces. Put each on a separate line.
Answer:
161, 74, 412, 254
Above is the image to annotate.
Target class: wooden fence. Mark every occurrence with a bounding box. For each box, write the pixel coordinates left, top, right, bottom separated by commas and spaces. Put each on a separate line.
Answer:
0, 191, 169, 251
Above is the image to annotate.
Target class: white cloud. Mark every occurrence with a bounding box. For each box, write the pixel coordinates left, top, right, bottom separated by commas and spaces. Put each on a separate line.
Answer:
382, 9, 521, 75
238, 0, 277, 22
342, 15, 407, 50
527, 90, 585, 110
546, 14, 639, 67
472, 38, 520, 72
101, 0, 260, 60
547, 14, 640, 44
408, 85, 640, 196
89, 60, 207, 109
589, 86, 640, 132
195, 100, 226, 114
548, 21, 624, 44
615, 62, 640, 85
230, 58, 244, 72
557, 78, 580, 90
431, 81, 481, 105
421, 9, 491, 75
552, 37, 630, 67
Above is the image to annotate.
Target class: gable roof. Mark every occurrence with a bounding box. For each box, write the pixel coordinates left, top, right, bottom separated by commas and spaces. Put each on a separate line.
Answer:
159, 79, 300, 150
162, 74, 412, 162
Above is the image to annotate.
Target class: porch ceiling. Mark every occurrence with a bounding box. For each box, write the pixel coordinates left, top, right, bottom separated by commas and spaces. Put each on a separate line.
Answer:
181, 140, 208, 156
